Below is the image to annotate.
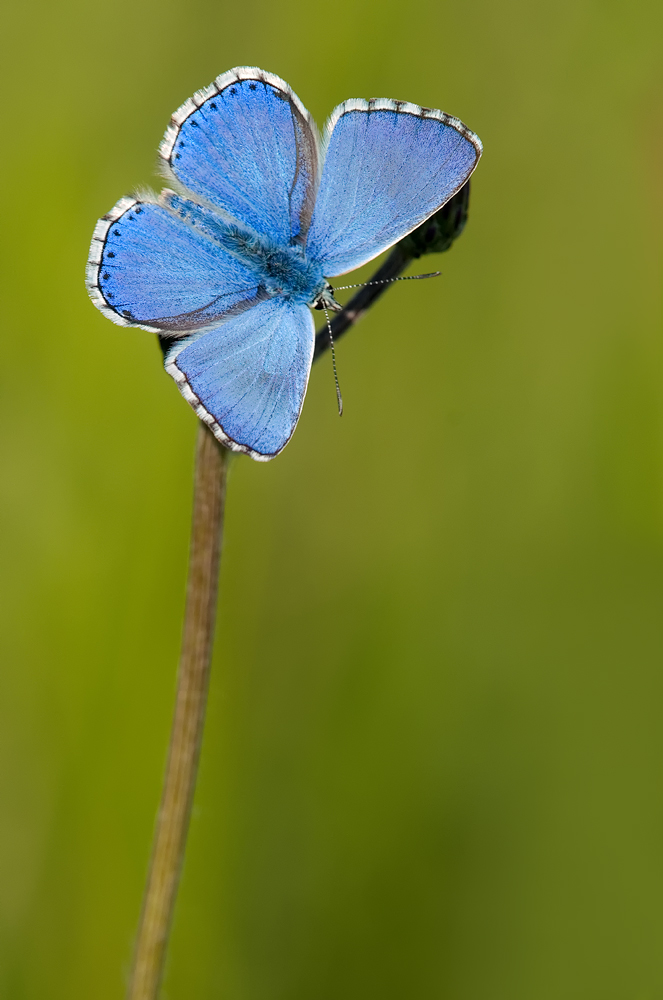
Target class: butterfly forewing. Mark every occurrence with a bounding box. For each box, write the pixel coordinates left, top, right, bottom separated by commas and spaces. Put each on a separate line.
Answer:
165, 297, 315, 460
306, 100, 482, 276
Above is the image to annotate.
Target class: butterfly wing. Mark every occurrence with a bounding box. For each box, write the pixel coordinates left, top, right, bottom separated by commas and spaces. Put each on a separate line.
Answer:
86, 194, 266, 332
87, 194, 313, 459
306, 100, 482, 276
159, 67, 320, 247
165, 296, 315, 460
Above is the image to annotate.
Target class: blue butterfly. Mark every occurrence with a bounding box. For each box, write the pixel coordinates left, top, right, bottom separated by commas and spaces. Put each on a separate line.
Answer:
86, 67, 482, 460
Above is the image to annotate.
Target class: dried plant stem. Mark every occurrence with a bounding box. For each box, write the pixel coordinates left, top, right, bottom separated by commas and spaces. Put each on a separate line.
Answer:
124, 184, 472, 999
127, 422, 229, 1000
125, 250, 412, 1000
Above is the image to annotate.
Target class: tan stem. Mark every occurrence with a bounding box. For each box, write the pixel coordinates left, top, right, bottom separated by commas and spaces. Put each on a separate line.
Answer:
127, 422, 229, 1000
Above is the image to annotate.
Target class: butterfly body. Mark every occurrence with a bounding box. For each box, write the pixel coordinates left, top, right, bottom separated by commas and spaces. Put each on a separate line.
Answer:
87, 67, 482, 460
161, 191, 332, 307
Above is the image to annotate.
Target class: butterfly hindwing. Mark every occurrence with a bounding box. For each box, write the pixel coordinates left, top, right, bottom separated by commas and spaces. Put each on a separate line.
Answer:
165, 296, 315, 460
159, 67, 320, 248
86, 195, 266, 332
306, 100, 482, 276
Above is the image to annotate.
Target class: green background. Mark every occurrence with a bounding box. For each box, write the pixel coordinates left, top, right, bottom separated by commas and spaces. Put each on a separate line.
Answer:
1, 0, 663, 996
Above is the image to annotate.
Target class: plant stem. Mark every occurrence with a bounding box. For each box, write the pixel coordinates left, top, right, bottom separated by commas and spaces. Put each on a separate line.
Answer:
127, 423, 229, 1000
125, 182, 473, 999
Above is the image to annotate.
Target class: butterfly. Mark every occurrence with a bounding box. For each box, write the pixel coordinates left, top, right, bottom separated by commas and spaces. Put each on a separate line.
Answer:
86, 67, 482, 461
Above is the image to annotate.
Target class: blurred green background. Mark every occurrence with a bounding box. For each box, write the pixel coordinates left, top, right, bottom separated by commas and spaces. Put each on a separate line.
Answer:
1, 0, 663, 997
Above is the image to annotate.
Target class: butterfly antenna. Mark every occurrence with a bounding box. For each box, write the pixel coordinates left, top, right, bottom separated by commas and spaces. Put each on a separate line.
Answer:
334, 271, 441, 291
323, 306, 343, 416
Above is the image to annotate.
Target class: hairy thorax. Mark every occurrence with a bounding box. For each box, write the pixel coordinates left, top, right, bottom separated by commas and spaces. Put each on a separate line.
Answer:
222, 227, 326, 304
162, 190, 333, 307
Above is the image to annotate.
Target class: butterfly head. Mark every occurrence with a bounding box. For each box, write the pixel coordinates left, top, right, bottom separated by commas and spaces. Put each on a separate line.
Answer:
312, 283, 343, 314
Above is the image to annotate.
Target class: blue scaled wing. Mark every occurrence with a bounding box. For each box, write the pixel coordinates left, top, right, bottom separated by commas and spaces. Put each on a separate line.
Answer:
86, 195, 266, 332
164, 297, 315, 461
306, 100, 482, 276
159, 67, 320, 248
